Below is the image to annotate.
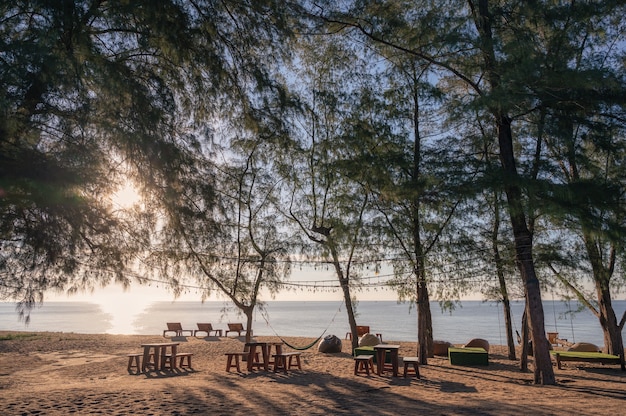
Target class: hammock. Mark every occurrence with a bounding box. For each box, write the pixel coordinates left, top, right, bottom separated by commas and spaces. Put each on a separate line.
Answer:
279, 333, 326, 351
259, 300, 344, 351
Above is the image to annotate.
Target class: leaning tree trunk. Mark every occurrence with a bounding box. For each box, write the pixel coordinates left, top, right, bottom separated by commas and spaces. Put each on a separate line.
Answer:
497, 114, 555, 384
470, 0, 554, 383
520, 308, 529, 371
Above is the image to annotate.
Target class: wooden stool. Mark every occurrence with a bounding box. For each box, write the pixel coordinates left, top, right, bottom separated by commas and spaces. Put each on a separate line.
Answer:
354, 355, 374, 375
273, 352, 302, 374
177, 352, 193, 369
402, 357, 420, 379
225, 352, 246, 372
141, 350, 157, 371
273, 354, 288, 373
127, 353, 141, 372
162, 353, 175, 370
286, 352, 302, 370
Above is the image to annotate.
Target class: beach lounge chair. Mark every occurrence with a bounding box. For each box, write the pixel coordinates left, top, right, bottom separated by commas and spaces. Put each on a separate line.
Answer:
194, 323, 223, 338
163, 322, 193, 338
225, 323, 251, 337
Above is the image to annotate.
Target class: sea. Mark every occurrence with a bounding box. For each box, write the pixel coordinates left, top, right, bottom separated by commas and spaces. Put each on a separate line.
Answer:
1, 300, 624, 347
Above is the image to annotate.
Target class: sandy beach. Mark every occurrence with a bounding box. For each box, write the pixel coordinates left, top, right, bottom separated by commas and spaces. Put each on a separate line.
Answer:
0, 331, 624, 415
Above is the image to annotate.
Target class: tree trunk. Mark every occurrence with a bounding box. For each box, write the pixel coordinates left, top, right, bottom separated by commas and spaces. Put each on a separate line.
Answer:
410, 65, 433, 365
342, 276, 359, 351
497, 114, 555, 384
329, 244, 359, 350
417, 276, 433, 364
596, 283, 626, 370
244, 306, 254, 344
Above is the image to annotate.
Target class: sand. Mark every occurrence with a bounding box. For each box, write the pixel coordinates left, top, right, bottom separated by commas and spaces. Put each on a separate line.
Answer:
0, 331, 624, 415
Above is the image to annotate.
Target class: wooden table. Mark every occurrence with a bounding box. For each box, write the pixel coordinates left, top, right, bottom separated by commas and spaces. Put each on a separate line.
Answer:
245, 342, 269, 371
373, 344, 400, 376
141, 342, 179, 372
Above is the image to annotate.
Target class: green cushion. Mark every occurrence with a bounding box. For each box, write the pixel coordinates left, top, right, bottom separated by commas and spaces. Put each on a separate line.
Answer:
448, 347, 489, 366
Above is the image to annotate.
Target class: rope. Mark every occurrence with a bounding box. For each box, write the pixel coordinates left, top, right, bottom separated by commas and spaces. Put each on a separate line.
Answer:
566, 299, 576, 343
552, 292, 558, 332
259, 300, 345, 350
497, 302, 503, 346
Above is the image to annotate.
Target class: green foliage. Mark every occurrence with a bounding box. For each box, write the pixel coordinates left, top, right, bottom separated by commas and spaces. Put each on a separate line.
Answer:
0, 1, 296, 315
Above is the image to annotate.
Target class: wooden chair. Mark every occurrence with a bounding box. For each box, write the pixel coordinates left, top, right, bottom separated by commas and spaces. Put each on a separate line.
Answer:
225, 323, 251, 337
346, 325, 383, 342
194, 323, 223, 338
163, 322, 193, 338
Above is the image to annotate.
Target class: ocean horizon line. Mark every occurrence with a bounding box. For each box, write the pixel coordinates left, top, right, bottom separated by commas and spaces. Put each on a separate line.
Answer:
2, 299, 620, 347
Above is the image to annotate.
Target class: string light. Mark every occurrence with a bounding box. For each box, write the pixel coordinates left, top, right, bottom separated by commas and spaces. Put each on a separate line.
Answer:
0, 242, 542, 296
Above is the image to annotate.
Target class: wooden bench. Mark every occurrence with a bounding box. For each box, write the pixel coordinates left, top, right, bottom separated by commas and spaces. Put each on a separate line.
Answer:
354, 355, 374, 376
273, 352, 302, 374
225, 352, 247, 372
402, 356, 420, 378
551, 351, 623, 370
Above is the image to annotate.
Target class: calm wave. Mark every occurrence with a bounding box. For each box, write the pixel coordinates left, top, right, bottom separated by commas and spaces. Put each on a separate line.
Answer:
1, 300, 623, 347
